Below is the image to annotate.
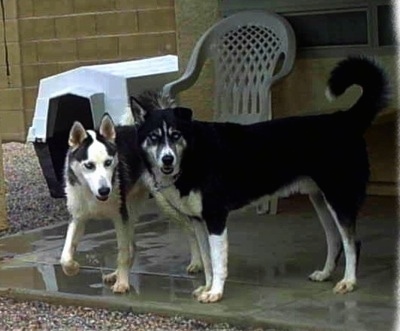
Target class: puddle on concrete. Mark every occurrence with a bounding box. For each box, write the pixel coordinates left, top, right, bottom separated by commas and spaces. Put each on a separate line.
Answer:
0, 197, 396, 331
0, 201, 396, 287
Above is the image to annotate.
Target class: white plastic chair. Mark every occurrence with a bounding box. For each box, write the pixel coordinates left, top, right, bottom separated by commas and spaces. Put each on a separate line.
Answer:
162, 10, 296, 214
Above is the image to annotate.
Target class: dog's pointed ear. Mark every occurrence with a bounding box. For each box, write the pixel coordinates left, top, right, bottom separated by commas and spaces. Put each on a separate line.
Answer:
174, 107, 193, 121
99, 113, 116, 142
69, 121, 87, 148
130, 96, 147, 124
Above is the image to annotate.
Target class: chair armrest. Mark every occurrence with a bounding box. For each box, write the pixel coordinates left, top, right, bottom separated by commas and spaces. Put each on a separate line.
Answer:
271, 21, 296, 85
162, 32, 211, 99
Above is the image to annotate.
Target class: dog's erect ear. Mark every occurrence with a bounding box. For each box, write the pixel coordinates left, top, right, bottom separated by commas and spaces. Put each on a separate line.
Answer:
130, 96, 147, 124
68, 121, 87, 148
99, 113, 116, 142
174, 107, 193, 121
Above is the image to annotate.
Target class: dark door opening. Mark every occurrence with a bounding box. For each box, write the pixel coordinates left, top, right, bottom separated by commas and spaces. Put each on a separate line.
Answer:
35, 94, 94, 198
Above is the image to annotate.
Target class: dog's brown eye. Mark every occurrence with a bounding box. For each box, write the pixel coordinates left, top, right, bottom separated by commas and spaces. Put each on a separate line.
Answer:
84, 162, 95, 170
170, 131, 181, 141
104, 159, 113, 167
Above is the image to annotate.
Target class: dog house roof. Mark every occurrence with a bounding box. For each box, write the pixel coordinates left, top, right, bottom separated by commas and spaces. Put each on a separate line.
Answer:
36, 55, 178, 99
27, 55, 178, 143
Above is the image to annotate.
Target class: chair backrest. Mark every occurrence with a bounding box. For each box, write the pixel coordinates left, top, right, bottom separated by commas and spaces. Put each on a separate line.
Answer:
205, 11, 296, 124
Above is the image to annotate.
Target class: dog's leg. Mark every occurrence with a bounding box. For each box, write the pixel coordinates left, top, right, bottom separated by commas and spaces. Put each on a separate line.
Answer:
186, 227, 202, 273
154, 191, 203, 273
104, 188, 145, 289
308, 193, 342, 282
103, 215, 136, 286
325, 203, 357, 294
60, 218, 85, 276
195, 227, 228, 304
191, 219, 213, 299
104, 218, 132, 294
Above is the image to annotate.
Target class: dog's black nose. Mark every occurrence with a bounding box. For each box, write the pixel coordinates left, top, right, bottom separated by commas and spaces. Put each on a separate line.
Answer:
162, 155, 174, 166
98, 187, 110, 197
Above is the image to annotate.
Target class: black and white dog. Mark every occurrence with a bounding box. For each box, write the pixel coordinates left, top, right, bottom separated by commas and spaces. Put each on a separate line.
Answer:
130, 57, 389, 303
61, 106, 203, 294
60, 115, 148, 293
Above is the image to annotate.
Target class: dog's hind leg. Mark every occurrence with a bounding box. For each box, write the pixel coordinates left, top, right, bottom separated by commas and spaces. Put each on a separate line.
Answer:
60, 218, 86, 276
325, 203, 358, 294
308, 192, 342, 282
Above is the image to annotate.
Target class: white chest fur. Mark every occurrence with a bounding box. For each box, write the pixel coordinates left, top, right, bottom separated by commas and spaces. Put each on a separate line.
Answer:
142, 170, 203, 217
161, 186, 203, 217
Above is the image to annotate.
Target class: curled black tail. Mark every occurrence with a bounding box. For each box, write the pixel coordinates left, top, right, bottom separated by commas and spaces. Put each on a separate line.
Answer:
326, 56, 390, 132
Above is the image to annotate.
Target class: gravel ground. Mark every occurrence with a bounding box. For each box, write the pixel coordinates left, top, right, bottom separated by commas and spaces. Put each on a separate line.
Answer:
0, 142, 270, 331
0, 296, 265, 331
1, 142, 69, 236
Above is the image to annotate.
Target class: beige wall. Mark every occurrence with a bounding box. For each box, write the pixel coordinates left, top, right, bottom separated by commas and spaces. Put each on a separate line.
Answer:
0, 0, 176, 142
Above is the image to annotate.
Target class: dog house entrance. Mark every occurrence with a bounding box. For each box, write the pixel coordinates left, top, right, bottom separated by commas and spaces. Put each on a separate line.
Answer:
34, 94, 94, 198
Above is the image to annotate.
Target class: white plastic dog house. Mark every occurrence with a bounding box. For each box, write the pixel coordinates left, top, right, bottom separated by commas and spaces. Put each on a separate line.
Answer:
27, 55, 178, 197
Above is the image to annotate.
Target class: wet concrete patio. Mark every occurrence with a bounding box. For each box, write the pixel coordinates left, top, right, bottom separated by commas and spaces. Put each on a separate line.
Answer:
0, 196, 397, 331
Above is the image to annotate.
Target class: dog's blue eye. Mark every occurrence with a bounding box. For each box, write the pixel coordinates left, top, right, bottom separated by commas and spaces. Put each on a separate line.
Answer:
104, 159, 113, 167
149, 134, 159, 142
84, 162, 95, 170
170, 132, 181, 141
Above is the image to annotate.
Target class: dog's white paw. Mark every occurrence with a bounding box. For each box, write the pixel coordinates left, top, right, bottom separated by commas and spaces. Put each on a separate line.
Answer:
102, 271, 117, 284
197, 291, 223, 303
308, 270, 331, 282
192, 285, 211, 298
186, 261, 203, 274
111, 279, 130, 294
61, 260, 80, 276
333, 279, 356, 294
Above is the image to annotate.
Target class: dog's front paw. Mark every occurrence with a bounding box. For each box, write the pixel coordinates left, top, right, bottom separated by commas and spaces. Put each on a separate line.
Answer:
61, 260, 80, 276
192, 285, 210, 298
308, 270, 331, 282
186, 261, 203, 274
111, 280, 130, 294
102, 271, 117, 284
333, 279, 356, 294
197, 291, 223, 303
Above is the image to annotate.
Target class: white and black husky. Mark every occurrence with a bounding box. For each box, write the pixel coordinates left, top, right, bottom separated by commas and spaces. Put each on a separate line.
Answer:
131, 57, 390, 303
60, 115, 148, 293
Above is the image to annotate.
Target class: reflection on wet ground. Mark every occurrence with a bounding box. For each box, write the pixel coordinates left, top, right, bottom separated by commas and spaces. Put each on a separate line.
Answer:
0, 196, 396, 331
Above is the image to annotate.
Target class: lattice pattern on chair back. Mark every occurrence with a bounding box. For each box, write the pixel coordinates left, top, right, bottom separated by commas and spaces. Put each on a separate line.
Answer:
207, 13, 295, 124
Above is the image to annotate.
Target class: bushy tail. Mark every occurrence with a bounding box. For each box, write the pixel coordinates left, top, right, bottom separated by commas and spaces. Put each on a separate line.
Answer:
326, 56, 390, 132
